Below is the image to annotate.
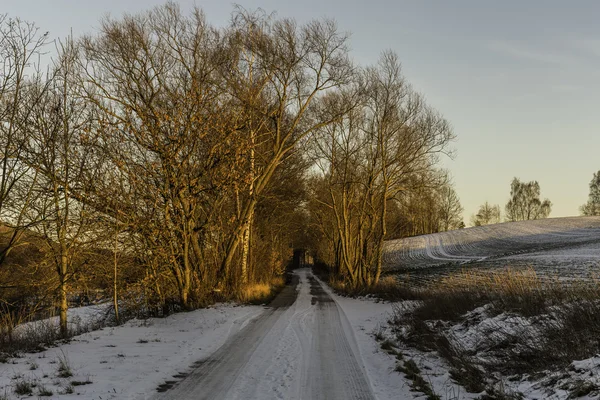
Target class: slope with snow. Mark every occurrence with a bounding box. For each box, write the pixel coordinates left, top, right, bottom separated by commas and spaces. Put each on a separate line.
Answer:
384, 216, 600, 280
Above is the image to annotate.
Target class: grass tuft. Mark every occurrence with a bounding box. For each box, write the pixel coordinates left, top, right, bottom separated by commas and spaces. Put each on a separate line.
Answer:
61, 384, 74, 394
389, 267, 600, 396
57, 350, 73, 378
37, 384, 53, 396
71, 377, 93, 386
14, 378, 33, 396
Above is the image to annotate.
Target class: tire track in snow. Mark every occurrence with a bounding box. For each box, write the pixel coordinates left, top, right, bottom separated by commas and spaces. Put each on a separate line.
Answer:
151, 270, 375, 400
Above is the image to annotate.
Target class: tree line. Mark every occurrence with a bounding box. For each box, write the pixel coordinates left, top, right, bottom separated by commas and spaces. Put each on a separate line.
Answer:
471, 171, 600, 226
0, 3, 465, 335
471, 178, 552, 226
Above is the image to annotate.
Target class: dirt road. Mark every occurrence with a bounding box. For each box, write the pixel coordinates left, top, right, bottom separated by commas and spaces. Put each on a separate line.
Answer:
152, 269, 375, 400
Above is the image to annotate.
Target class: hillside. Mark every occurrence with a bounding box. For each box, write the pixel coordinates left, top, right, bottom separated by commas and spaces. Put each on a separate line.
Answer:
384, 216, 600, 272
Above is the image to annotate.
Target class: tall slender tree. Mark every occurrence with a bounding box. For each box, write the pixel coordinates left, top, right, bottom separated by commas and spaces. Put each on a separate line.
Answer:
580, 171, 600, 216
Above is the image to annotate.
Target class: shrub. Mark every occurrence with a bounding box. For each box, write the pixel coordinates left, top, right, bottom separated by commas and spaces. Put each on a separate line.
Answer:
14, 379, 33, 396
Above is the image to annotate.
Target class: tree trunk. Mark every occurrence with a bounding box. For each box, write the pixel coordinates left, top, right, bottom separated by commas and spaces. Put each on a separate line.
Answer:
113, 227, 120, 325
373, 195, 388, 286
59, 252, 68, 338
240, 129, 255, 285
240, 216, 252, 285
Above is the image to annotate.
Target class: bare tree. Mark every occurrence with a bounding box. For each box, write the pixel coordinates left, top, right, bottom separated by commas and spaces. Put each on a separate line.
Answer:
79, 4, 263, 306
437, 181, 463, 231
311, 51, 454, 288
505, 178, 551, 222
24, 36, 101, 337
0, 16, 49, 265
471, 201, 501, 226
216, 9, 354, 286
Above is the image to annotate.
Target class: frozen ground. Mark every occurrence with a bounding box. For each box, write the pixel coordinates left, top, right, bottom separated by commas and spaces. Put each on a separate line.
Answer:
152, 269, 408, 400
384, 216, 600, 285
433, 305, 600, 399
0, 269, 411, 400
0, 303, 263, 399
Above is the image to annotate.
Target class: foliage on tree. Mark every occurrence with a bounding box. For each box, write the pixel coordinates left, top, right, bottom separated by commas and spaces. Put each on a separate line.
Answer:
580, 171, 600, 216
505, 178, 552, 222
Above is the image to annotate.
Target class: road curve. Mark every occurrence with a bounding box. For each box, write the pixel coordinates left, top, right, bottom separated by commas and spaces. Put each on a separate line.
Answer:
151, 269, 375, 400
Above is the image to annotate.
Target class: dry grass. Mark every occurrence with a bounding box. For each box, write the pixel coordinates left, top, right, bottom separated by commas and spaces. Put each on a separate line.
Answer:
237, 276, 285, 305
389, 267, 600, 396
326, 274, 421, 301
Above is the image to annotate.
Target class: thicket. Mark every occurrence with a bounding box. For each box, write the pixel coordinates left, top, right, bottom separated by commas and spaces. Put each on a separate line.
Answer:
0, 2, 460, 342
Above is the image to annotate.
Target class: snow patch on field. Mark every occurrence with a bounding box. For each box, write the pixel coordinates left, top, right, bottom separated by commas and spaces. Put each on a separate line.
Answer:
0, 304, 263, 399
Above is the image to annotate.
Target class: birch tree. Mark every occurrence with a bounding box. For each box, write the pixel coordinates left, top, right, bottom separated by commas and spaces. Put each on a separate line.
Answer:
471, 201, 501, 226
216, 10, 354, 286
505, 178, 552, 221
580, 171, 600, 216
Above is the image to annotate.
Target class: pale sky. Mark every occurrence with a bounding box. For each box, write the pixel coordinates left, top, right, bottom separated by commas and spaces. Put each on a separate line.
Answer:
4, 1, 599, 222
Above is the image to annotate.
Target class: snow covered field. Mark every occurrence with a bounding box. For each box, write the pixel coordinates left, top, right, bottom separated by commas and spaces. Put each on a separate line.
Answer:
384, 216, 600, 284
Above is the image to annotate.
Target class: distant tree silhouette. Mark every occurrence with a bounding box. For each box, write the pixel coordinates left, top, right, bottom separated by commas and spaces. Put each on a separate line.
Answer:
438, 184, 464, 231
471, 202, 501, 226
580, 171, 600, 216
505, 178, 552, 221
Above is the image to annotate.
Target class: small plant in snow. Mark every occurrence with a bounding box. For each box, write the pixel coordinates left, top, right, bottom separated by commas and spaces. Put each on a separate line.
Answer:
29, 361, 39, 370
38, 383, 53, 396
372, 324, 385, 341
14, 378, 33, 395
61, 383, 74, 394
57, 350, 73, 378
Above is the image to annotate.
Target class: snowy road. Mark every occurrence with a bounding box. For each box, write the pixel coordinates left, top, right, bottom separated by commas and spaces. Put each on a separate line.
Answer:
153, 269, 375, 400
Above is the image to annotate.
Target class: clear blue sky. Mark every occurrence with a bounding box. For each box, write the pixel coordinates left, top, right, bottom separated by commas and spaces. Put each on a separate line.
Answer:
5, 1, 600, 222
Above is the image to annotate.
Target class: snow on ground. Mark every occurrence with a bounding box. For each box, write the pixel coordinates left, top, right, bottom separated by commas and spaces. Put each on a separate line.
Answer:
0, 304, 263, 399
11, 303, 112, 341
1, 270, 417, 400
384, 216, 600, 285
316, 279, 415, 399
400, 302, 600, 399
10, 267, 600, 399
155, 269, 406, 400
